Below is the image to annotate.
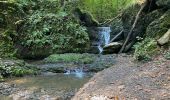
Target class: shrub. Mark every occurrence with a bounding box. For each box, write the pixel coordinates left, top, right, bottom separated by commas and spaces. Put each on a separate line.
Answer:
16, 11, 89, 53
0, 60, 38, 77
133, 38, 159, 61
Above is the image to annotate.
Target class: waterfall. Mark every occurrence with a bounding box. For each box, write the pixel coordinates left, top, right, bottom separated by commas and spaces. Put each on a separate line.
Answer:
97, 27, 111, 53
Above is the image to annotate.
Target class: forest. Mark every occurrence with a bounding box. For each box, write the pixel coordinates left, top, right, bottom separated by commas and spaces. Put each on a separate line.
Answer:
0, 0, 170, 100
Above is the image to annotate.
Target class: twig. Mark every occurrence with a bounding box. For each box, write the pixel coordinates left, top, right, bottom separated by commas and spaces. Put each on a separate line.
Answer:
102, 13, 122, 25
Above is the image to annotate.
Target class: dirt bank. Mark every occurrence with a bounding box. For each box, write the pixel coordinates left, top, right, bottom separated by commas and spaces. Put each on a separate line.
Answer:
72, 54, 170, 100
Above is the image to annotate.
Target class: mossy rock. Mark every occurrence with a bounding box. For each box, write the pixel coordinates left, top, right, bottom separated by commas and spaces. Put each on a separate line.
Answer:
156, 0, 170, 9
74, 8, 99, 27
15, 44, 52, 59
44, 53, 95, 64
146, 10, 170, 39
134, 38, 159, 61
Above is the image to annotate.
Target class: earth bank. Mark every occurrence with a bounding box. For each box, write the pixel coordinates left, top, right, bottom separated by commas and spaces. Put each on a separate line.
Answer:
72, 54, 170, 100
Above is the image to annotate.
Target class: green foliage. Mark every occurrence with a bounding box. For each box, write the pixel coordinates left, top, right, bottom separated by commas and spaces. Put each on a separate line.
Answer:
44, 53, 95, 64
0, 41, 17, 58
18, 10, 89, 53
134, 38, 158, 61
0, 0, 90, 58
0, 0, 24, 58
0, 29, 17, 58
0, 59, 38, 77
78, 0, 137, 22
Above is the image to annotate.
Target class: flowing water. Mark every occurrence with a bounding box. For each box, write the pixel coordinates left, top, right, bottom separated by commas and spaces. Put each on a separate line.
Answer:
1, 61, 93, 100
97, 27, 111, 53
2, 73, 92, 100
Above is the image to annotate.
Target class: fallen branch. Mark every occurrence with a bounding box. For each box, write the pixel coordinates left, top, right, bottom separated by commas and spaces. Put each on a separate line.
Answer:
110, 30, 123, 42
157, 29, 170, 45
102, 13, 122, 25
119, 0, 148, 53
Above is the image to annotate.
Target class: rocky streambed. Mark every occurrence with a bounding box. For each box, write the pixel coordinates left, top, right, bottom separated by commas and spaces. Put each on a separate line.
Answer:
0, 53, 117, 100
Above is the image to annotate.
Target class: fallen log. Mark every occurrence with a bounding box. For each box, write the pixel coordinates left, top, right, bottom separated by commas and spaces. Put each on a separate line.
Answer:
110, 30, 123, 42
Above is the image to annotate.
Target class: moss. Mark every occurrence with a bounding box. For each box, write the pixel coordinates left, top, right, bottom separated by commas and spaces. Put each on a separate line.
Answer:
74, 8, 99, 27
133, 38, 159, 61
0, 59, 39, 77
156, 0, 170, 8
146, 10, 170, 39
44, 53, 95, 64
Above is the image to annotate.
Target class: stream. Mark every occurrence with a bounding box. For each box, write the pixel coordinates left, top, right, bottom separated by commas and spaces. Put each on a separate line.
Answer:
0, 26, 113, 100
1, 72, 92, 100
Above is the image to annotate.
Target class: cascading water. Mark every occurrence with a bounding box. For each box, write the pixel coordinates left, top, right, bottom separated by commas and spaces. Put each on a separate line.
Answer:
64, 68, 85, 78
97, 27, 111, 53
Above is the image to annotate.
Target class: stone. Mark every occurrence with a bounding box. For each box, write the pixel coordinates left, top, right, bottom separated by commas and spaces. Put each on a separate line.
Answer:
102, 42, 122, 54
15, 44, 52, 59
88, 46, 100, 54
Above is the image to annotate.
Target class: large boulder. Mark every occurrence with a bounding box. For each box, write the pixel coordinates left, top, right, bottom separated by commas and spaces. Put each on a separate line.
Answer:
102, 42, 123, 54
15, 44, 52, 59
73, 8, 99, 27
156, 0, 170, 8
146, 10, 170, 39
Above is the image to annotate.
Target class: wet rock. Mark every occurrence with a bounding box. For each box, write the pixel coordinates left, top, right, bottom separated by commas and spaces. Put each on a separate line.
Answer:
88, 55, 116, 72
88, 46, 100, 54
0, 83, 17, 95
102, 42, 122, 54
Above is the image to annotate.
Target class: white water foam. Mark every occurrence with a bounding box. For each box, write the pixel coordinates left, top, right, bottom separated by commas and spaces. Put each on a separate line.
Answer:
97, 27, 111, 53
